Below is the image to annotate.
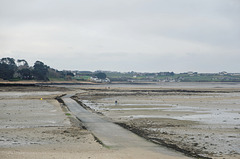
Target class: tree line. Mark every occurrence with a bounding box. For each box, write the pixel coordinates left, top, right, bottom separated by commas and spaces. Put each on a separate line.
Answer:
0, 57, 73, 81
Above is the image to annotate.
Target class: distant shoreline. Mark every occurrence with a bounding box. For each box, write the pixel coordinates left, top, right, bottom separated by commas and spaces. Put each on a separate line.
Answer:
0, 81, 97, 86
1, 81, 240, 87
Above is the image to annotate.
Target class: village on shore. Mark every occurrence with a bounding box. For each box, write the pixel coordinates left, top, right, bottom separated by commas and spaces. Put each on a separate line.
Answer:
1, 57, 240, 83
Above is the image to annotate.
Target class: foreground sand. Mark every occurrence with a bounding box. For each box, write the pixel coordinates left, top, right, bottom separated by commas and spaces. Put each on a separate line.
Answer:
0, 86, 188, 159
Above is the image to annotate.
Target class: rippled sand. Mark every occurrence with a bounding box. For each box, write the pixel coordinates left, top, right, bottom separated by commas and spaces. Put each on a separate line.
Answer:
75, 83, 240, 159
0, 86, 187, 159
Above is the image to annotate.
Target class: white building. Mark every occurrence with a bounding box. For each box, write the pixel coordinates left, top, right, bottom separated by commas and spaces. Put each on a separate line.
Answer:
90, 77, 110, 83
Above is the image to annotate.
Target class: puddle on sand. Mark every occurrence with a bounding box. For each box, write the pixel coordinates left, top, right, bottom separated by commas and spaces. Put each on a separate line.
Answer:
83, 99, 240, 127
174, 111, 240, 125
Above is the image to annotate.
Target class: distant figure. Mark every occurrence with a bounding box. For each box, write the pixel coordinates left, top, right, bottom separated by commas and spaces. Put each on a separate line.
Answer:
115, 100, 118, 105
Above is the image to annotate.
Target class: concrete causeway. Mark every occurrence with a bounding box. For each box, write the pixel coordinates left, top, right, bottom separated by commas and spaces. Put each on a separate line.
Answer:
62, 95, 190, 158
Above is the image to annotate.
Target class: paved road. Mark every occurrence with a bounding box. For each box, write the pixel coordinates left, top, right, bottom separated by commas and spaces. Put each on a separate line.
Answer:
62, 95, 190, 158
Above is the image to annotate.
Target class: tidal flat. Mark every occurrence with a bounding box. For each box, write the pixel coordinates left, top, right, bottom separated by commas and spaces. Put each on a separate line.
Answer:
0, 85, 187, 159
74, 83, 240, 159
0, 86, 104, 159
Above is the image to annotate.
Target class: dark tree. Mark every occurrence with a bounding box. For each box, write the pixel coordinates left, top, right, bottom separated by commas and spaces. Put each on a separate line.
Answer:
16, 59, 32, 80
169, 72, 175, 76
66, 72, 74, 76
1, 57, 16, 66
33, 61, 49, 81
95, 72, 107, 79
62, 71, 74, 81
18, 68, 33, 80
17, 59, 29, 67
0, 57, 17, 80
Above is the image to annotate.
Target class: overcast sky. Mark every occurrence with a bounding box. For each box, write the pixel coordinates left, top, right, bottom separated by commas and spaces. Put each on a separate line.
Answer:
0, 0, 239, 72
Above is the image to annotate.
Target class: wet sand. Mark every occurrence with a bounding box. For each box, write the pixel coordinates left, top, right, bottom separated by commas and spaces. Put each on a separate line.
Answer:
74, 84, 240, 159
0, 86, 188, 159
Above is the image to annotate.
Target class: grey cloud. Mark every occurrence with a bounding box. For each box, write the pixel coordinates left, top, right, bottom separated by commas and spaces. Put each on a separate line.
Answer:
0, 0, 239, 72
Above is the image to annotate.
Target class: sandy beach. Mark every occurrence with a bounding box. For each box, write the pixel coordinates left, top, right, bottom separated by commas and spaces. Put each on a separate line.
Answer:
0, 85, 188, 159
73, 83, 240, 159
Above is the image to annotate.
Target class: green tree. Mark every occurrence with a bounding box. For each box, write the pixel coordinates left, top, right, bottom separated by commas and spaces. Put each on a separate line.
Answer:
17, 68, 33, 80
0, 57, 17, 80
17, 59, 29, 67
33, 61, 49, 81
95, 72, 107, 79
16, 59, 32, 80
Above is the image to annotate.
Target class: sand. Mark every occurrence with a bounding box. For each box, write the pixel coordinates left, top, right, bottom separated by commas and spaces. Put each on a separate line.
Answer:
0, 86, 187, 159
74, 84, 240, 159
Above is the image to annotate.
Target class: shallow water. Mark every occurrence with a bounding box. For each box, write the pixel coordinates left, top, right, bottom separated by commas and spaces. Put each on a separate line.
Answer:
75, 83, 240, 157
83, 99, 240, 127
56, 82, 240, 89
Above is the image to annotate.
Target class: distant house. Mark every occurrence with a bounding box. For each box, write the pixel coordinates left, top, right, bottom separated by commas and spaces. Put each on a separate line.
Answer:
90, 77, 101, 83
90, 77, 110, 83
231, 73, 240, 76
103, 78, 111, 83
219, 71, 228, 75
187, 71, 194, 75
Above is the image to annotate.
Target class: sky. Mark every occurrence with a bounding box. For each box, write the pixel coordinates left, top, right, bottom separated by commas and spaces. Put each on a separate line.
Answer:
0, 0, 240, 73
